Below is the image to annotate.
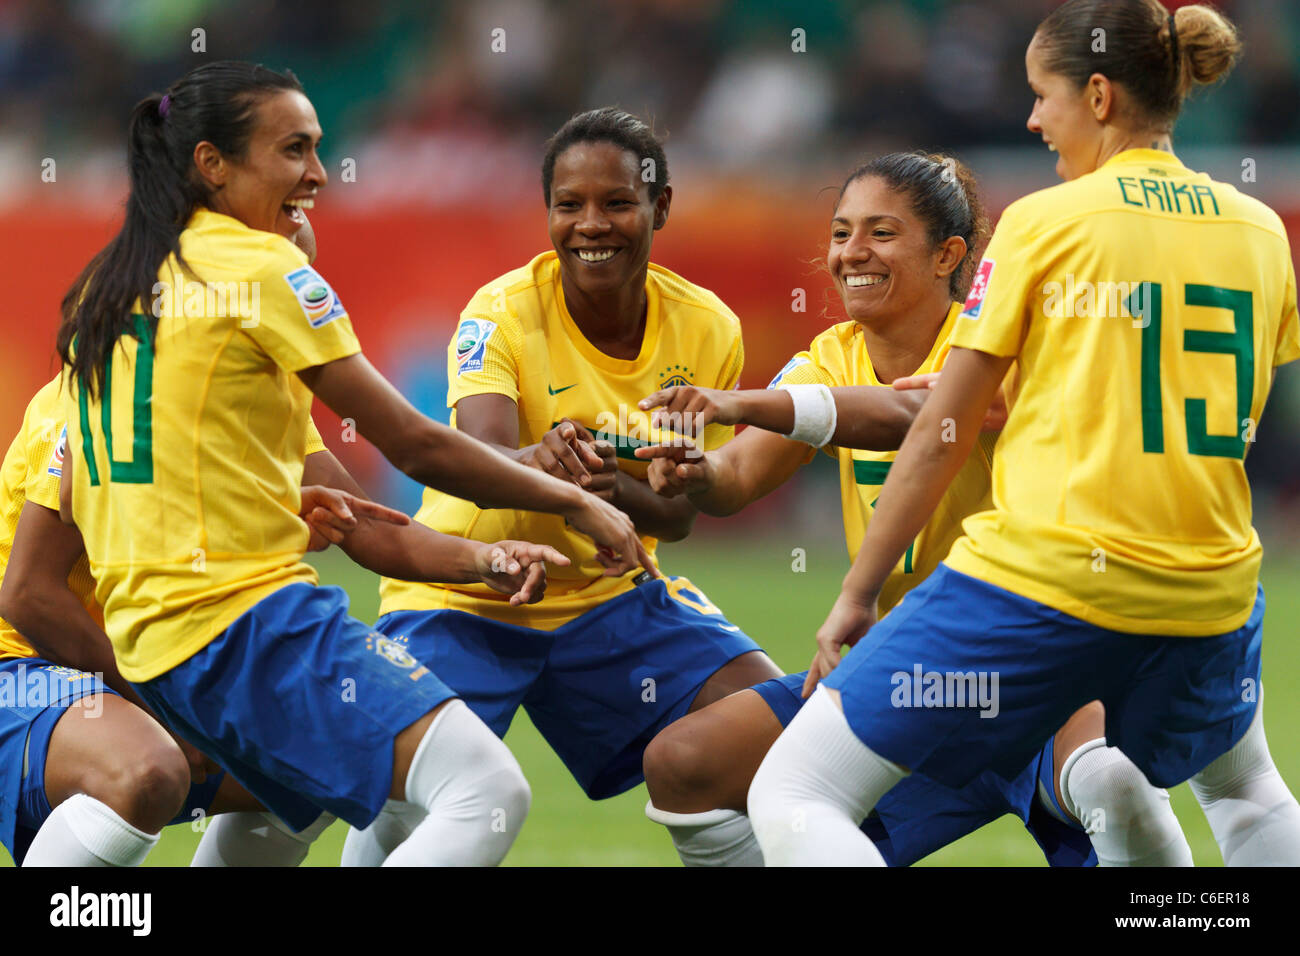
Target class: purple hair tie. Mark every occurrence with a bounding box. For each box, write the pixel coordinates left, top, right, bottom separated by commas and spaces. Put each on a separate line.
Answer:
159, 94, 171, 118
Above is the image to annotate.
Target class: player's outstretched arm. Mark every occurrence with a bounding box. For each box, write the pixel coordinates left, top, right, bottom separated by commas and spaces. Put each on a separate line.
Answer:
639, 385, 925, 451
301, 448, 570, 604
299, 354, 654, 577
635, 425, 810, 517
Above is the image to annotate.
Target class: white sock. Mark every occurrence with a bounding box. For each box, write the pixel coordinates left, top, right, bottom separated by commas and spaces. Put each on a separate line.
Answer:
382, 699, 531, 867
1058, 739, 1192, 867
23, 793, 159, 867
644, 801, 764, 867
190, 811, 334, 867
340, 800, 426, 867
747, 686, 905, 866
1190, 696, 1300, 866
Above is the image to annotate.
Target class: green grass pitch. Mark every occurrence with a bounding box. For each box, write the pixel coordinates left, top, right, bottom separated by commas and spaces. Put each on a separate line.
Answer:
7, 536, 1298, 866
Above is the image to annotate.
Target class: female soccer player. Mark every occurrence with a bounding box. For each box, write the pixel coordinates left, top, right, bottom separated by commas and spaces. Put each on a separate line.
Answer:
348, 108, 863, 862
635, 152, 1189, 867
0, 223, 330, 867
3, 217, 565, 868
54, 61, 652, 867
747, 0, 1300, 866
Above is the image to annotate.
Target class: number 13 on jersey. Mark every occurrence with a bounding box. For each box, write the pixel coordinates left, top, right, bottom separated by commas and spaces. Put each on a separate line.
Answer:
1133, 282, 1255, 459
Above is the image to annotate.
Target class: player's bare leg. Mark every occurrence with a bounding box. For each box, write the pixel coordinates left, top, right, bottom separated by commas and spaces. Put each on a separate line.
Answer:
24, 693, 189, 866
688, 650, 782, 712
643, 680, 781, 866
1052, 701, 1192, 866
645, 688, 781, 813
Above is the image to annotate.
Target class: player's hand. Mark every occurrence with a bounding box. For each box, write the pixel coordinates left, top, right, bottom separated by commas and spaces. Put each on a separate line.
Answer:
803, 590, 877, 698
475, 540, 571, 606
892, 372, 1007, 431
528, 420, 606, 488
639, 385, 741, 432
636, 443, 715, 497
300, 485, 411, 551
563, 494, 658, 579
585, 439, 620, 502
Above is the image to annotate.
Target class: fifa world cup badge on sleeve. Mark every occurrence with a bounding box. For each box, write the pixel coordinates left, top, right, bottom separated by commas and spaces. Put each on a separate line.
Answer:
961, 259, 995, 320
455, 318, 498, 375
284, 266, 347, 328
766, 355, 810, 389
48, 424, 67, 478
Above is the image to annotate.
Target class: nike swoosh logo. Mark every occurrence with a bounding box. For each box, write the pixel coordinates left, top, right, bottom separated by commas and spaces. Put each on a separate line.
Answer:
548, 384, 577, 395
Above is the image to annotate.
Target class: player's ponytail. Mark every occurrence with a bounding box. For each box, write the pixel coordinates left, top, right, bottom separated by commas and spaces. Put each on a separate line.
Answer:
1165, 4, 1241, 96
58, 61, 303, 398
1034, 0, 1241, 131
837, 152, 989, 301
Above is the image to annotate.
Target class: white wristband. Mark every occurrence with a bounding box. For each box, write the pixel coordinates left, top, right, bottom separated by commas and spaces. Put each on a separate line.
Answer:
780, 384, 837, 447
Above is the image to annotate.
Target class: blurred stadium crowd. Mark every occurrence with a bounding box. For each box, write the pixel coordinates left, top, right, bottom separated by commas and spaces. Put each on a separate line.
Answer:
5, 0, 1300, 188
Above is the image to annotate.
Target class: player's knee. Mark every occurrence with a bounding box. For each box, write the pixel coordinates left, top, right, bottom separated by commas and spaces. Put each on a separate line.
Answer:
83, 741, 190, 833
482, 750, 531, 831
415, 701, 531, 829
642, 723, 720, 810
1063, 743, 1162, 829
1095, 761, 1157, 827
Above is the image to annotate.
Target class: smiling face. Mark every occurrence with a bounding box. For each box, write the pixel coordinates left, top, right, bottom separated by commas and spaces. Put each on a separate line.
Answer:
547, 141, 669, 299
828, 175, 956, 327
1025, 36, 1103, 181
198, 89, 326, 238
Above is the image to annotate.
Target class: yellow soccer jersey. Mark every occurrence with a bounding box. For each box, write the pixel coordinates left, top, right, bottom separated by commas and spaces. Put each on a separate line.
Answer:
379, 251, 744, 629
65, 207, 362, 681
305, 417, 327, 456
0, 377, 101, 660
948, 149, 1300, 636
772, 303, 997, 615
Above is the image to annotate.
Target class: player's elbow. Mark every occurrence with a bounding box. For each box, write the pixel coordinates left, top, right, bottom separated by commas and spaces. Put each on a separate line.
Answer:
0, 582, 15, 628
0, 575, 34, 634
885, 393, 923, 448
387, 419, 450, 486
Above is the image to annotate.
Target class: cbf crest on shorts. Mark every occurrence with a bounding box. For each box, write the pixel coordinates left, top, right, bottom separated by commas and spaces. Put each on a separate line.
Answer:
283, 266, 347, 328
365, 632, 431, 681
961, 259, 995, 320
455, 318, 498, 375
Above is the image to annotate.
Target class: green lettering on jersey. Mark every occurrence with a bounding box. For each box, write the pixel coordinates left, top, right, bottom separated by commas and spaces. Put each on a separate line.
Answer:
1168, 181, 1195, 215
1116, 177, 1143, 207
1191, 184, 1220, 216
1129, 283, 1164, 453
856, 459, 915, 573
1140, 178, 1167, 212
76, 379, 101, 487
79, 314, 155, 485
1183, 285, 1253, 459
1135, 284, 1255, 459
